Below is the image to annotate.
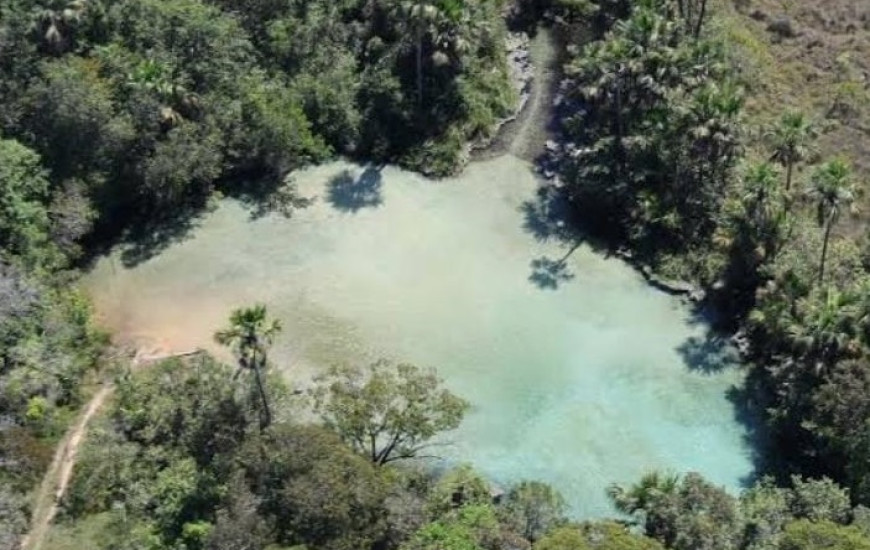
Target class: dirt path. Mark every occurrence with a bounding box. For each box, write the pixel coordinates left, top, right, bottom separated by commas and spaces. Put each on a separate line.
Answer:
474, 28, 560, 162
19, 348, 201, 550
19, 385, 112, 550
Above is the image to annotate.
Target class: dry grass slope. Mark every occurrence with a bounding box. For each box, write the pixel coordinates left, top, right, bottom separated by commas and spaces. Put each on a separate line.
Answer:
714, 0, 870, 231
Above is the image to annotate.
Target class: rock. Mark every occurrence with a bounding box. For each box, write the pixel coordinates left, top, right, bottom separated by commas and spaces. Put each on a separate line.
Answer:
470, 31, 533, 153
730, 329, 752, 358
767, 16, 798, 38
689, 289, 706, 303
750, 9, 768, 21
545, 140, 559, 152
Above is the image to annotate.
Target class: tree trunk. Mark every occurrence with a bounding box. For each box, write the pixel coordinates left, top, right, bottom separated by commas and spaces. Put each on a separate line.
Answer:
416, 27, 424, 107
693, 0, 708, 38
819, 213, 834, 284
253, 365, 272, 430
614, 69, 625, 180
786, 159, 793, 192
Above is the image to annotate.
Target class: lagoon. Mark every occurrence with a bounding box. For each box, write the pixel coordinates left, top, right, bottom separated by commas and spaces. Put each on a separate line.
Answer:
83, 154, 752, 516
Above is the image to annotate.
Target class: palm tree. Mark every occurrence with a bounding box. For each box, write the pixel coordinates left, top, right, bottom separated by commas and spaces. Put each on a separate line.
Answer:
739, 162, 788, 259
608, 471, 680, 539
215, 304, 281, 430
395, 0, 464, 107
741, 163, 780, 225
126, 59, 198, 129
770, 111, 815, 194
807, 159, 855, 284
31, 0, 90, 54
676, 0, 709, 38
787, 288, 861, 374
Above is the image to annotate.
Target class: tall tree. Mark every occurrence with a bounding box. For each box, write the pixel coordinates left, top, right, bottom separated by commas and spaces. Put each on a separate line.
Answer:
807, 159, 855, 284
501, 481, 566, 543
29, 0, 94, 54
396, 0, 464, 107
214, 304, 281, 430
0, 139, 52, 264
676, 0, 709, 38
310, 360, 469, 465
609, 472, 741, 550
738, 162, 788, 260
770, 112, 815, 194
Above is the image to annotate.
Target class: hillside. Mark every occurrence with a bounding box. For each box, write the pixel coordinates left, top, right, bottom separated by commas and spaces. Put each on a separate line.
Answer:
718, 0, 870, 228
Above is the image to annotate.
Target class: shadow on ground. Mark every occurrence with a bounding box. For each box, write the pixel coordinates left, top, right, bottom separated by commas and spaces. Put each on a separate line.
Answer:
327, 166, 384, 213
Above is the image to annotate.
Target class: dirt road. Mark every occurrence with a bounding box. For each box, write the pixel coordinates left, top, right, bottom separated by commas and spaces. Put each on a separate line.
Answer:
19, 385, 112, 550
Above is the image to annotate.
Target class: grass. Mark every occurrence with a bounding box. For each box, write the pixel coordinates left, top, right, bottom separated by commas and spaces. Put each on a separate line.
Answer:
710, 0, 870, 235
41, 512, 114, 550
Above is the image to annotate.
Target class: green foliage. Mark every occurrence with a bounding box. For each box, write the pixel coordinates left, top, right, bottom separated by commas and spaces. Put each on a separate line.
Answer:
1, 0, 513, 246
0, 486, 29, 550
534, 523, 665, 550
403, 504, 501, 550
768, 112, 816, 193
807, 159, 856, 284
214, 304, 282, 430
243, 423, 392, 550
780, 520, 870, 550
311, 359, 469, 465
560, 0, 742, 275
810, 361, 870, 503
501, 481, 567, 542
24, 395, 49, 426
0, 138, 52, 265
609, 472, 740, 550
113, 356, 251, 469
740, 478, 792, 550
535, 526, 589, 550
66, 356, 250, 547
788, 476, 852, 524
1, 254, 103, 495
427, 465, 493, 518
25, 56, 133, 187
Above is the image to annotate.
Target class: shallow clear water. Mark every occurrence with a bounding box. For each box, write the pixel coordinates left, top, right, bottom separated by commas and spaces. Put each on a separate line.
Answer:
83, 155, 752, 516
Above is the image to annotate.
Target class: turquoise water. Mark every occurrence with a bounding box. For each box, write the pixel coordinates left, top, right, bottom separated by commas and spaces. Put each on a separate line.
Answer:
83, 155, 753, 516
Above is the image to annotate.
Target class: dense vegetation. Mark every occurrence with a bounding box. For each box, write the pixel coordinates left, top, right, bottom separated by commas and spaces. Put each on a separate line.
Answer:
2, 0, 870, 548
0, 0, 514, 546
43, 309, 870, 550
55, 309, 662, 550
0, 137, 105, 548
549, 0, 870, 515
1, 0, 516, 240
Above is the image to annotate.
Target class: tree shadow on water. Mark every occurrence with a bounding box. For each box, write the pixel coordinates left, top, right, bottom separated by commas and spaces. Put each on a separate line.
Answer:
327, 165, 384, 213
520, 184, 580, 244
521, 183, 600, 290
677, 309, 771, 485
118, 209, 201, 268
529, 241, 582, 290
728, 382, 773, 487
677, 304, 745, 375
676, 330, 741, 375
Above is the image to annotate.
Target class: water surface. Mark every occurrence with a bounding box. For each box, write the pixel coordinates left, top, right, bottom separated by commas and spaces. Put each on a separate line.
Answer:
83, 155, 752, 516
